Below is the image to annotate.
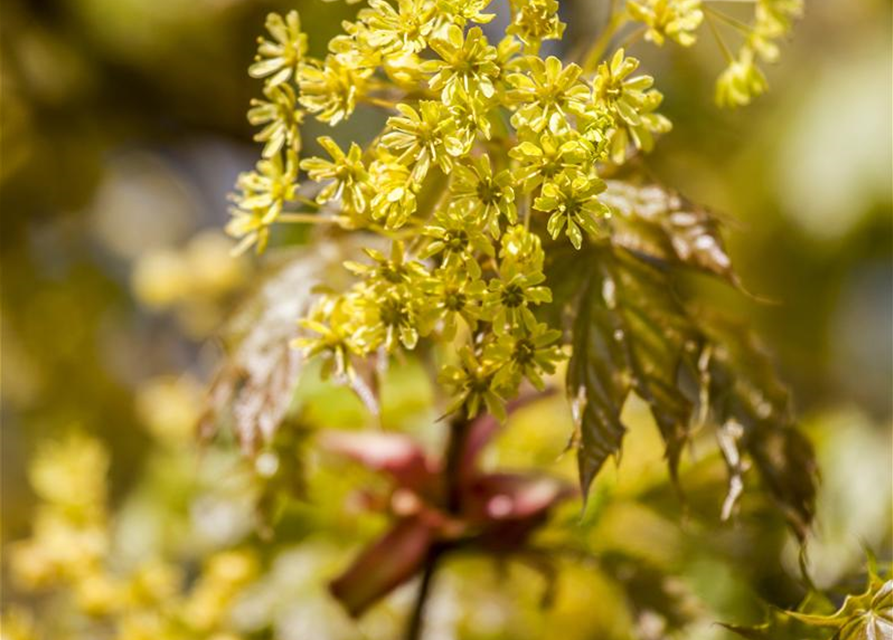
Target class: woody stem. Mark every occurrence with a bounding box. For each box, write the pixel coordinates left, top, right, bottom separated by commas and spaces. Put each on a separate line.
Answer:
404, 414, 470, 640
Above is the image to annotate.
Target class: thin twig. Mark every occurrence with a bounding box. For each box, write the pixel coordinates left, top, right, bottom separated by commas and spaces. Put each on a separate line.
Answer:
277, 213, 337, 224
618, 24, 647, 51
581, 1, 629, 74
704, 5, 755, 34
361, 95, 402, 110
705, 11, 735, 63
404, 548, 441, 640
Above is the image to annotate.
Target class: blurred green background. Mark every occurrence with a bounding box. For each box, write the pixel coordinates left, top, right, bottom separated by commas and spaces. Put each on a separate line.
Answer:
1, 0, 890, 637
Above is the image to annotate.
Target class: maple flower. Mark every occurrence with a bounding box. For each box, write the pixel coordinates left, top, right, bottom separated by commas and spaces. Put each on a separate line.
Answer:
628, 0, 704, 47
483, 259, 552, 333
750, 0, 802, 62
247, 83, 304, 158
343, 242, 429, 293
448, 87, 494, 144
534, 171, 609, 249
715, 47, 769, 108
381, 101, 465, 181
439, 347, 507, 420
593, 49, 671, 162
418, 208, 495, 268
357, 0, 437, 55
423, 260, 487, 340
300, 136, 369, 213
356, 289, 423, 351
227, 151, 299, 254
438, 0, 496, 25
508, 56, 590, 133
449, 156, 517, 237
297, 295, 364, 379
499, 224, 545, 273
318, 243, 431, 354
506, 0, 566, 52
368, 153, 417, 229
422, 25, 500, 103
248, 11, 307, 87
489, 316, 565, 393
509, 129, 590, 191
298, 55, 370, 126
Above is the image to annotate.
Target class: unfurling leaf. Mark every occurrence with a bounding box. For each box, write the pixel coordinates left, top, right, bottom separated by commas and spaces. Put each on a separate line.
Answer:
601, 180, 738, 285
723, 572, 892, 640
324, 400, 573, 618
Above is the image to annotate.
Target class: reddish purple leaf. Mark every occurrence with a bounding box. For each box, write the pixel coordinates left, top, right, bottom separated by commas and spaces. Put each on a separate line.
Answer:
329, 515, 437, 617
463, 473, 574, 523
320, 430, 440, 493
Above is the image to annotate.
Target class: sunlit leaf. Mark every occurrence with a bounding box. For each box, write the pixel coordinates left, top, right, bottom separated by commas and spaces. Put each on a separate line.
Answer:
724, 571, 892, 640
601, 179, 738, 285
788, 578, 893, 640
553, 179, 816, 534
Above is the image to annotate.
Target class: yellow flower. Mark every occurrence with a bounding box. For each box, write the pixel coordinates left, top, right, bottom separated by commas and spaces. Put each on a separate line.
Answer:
508, 56, 590, 133
298, 295, 365, 377
300, 136, 369, 213
449, 155, 517, 237
357, 0, 438, 55
248, 11, 307, 87
483, 257, 552, 332
488, 316, 565, 393
419, 207, 495, 268
422, 25, 500, 103
628, 0, 704, 47
715, 47, 768, 108
247, 82, 304, 158
438, 0, 495, 25
382, 101, 465, 181
227, 151, 298, 253
506, 0, 566, 52
439, 347, 506, 420
509, 129, 590, 191
752, 0, 802, 62
369, 153, 417, 229
422, 260, 486, 340
298, 55, 370, 126
594, 49, 671, 162
534, 171, 609, 249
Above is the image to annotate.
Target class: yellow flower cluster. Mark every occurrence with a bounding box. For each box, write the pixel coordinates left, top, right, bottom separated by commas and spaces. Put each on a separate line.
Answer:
5, 434, 257, 640
714, 0, 803, 107
229, 0, 800, 420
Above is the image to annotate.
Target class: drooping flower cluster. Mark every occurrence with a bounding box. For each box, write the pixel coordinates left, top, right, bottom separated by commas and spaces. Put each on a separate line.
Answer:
229, 0, 800, 420
712, 0, 803, 107
614, 0, 800, 107
627, 0, 704, 47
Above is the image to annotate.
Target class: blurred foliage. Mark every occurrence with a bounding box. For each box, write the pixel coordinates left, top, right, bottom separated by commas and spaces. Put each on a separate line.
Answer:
1, 0, 890, 638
